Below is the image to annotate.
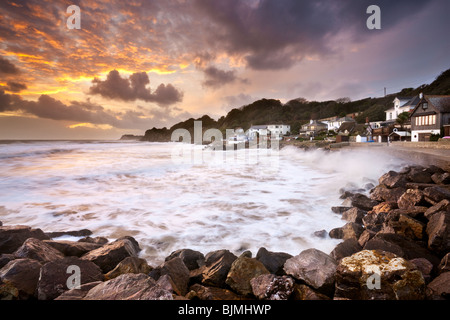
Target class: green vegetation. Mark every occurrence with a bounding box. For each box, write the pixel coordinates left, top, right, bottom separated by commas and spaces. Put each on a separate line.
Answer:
143, 68, 450, 141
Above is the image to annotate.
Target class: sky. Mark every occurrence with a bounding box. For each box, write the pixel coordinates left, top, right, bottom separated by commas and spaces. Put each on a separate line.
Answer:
0, 0, 450, 139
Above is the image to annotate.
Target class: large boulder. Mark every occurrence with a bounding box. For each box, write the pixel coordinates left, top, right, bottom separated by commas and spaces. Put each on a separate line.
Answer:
283, 248, 337, 295
255, 247, 292, 276
426, 272, 450, 300
44, 240, 102, 257
370, 186, 406, 203
330, 239, 362, 262
335, 250, 425, 300
364, 233, 440, 267
13, 238, 64, 263
350, 194, 379, 211
431, 172, 450, 185
165, 249, 205, 271
37, 256, 104, 300
423, 186, 450, 205
84, 273, 173, 300
342, 208, 366, 224
201, 250, 237, 287
407, 167, 433, 184
225, 255, 270, 296
425, 199, 450, 219
105, 256, 152, 280
250, 274, 294, 300
0, 258, 42, 299
379, 171, 407, 188
426, 211, 450, 255
397, 189, 426, 210
0, 225, 49, 254
81, 236, 140, 273
157, 257, 190, 296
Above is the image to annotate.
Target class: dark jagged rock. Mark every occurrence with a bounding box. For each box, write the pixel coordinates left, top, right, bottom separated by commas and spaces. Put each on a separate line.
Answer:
331, 206, 353, 214
187, 283, 242, 300
45, 229, 92, 239
157, 257, 190, 296
37, 256, 103, 300
78, 236, 109, 245
105, 256, 152, 280
425, 199, 450, 219
426, 272, 450, 300
0, 225, 49, 254
14, 238, 64, 263
256, 247, 292, 276
165, 249, 205, 271
397, 189, 427, 209
350, 193, 379, 211
44, 240, 102, 257
250, 274, 294, 300
81, 236, 140, 273
55, 281, 103, 300
423, 186, 450, 205
330, 239, 362, 262
426, 211, 450, 255
438, 253, 450, 274
0, 258, 42, 300
201, 250, 237, 287
291, 284, 331, 300
284, 248, 337, 295
342, 208, 366, 224
379, 171, 407, 188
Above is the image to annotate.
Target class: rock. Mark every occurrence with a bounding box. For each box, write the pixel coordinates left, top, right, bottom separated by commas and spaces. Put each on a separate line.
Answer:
55, 281, 103, 300
331, 206, 353, 214
398, 189, 426, 209
45, 229, 92, 238
409, 258, 433, 283
14, 238, 64, 263
0, 254, 15, 269
81, 236, 140, 273
398, 214, 425, 240
335, 250, 425, 300
370, 186, 406, 203
291, 284, 331, 300
0, 225, 49, 254
350, 193, 379, 211
371, 202, 397, 215
358, 229, 377, 247
407, 167, 433, 184
78, 236, 109, 245
105, 256, 152, 280
225, 255, 270, 296
313, 230, 327, 239
342, 208, 366, 224
426, 272, 450, 300
255, 247, 292, 276
362, 212, 387, 232
330, 239, 362, 262
425, 200, 450, 219
283, 248, 337, 295
423, 186, 450, 205
364, 233, 440, 267
44, 240, 102, 257
187, 283, 242, 300
201, 250, 237, 287
381, 219, 416, 240
0, 258, 42, 299
426, 211, 450, 255
329, 227, 343, 239
341, 222, 364, 240
432, 172, 450, 185
250, 274, 294, 300
438, 253, 450, 274
84, 273, 173, 300
37, 256, 103, 300
158, 257, 190, 296
165, 249, 205, 271
379, 171, 407, 188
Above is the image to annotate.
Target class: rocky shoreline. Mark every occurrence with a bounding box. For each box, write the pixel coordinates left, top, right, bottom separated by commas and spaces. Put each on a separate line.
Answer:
1, 165, 450, 300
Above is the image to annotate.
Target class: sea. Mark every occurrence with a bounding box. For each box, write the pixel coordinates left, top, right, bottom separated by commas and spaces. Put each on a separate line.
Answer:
0, 140, 410, 264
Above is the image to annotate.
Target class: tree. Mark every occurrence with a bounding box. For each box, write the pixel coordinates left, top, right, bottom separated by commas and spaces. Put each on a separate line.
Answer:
396, 112, 410, 130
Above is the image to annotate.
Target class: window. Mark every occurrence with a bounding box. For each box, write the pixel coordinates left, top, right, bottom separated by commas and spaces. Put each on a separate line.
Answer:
422, 102, 428, 110
425, 116, 428, 126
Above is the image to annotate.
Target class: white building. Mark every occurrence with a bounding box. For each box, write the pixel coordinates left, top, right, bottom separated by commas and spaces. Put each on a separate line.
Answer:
385, 96, 421, 121
247, 124, 290, 140
319, 116, 355, 132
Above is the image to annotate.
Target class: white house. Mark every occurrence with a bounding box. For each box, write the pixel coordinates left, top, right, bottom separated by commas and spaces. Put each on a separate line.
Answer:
319, 116, 355, 132
248, 124, 290, 140
385, 96, 421, 121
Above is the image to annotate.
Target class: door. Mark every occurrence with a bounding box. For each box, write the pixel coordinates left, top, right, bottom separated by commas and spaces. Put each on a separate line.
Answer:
419, 133, 431, 141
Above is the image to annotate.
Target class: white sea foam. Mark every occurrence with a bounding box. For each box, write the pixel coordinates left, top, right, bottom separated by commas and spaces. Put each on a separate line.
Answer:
0, 141, 410, 264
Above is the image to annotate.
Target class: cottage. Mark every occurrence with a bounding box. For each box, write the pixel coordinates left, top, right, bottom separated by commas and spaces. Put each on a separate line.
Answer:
385, 96, 420, 121
410, 94, 450, 142
300, 120, 328, 136
248, 124, 290, 140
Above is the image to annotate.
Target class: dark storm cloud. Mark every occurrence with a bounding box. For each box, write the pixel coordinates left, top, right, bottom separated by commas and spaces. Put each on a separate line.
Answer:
0, 56, 20, 74
89, 70, 183, 106
202, 66, 239, 88
5, 81, 27, 92
193, 0, 435, 70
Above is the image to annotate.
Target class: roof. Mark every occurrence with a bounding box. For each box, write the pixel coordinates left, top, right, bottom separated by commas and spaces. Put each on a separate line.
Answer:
392, 131, 411, 137
402, 96, 421, 108
249, 125, 267, 130
427, 95, 450, 113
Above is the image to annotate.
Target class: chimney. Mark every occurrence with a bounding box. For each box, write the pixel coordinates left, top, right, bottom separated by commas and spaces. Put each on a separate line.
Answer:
366, 117, 369, 124
419, 92, 423, 99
